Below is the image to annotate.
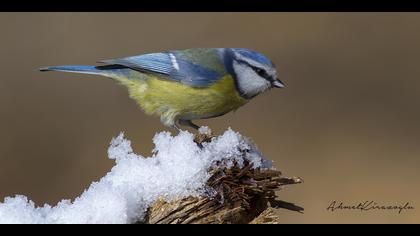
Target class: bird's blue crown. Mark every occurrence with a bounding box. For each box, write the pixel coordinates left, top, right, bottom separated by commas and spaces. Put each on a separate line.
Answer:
232, 48, 274, 67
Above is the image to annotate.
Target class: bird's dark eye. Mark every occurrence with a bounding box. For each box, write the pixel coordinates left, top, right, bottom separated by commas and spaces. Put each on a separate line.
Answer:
255, 68, 265, 76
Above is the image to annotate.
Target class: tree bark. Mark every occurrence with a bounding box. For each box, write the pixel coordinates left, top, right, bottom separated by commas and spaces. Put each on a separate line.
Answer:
143, 133, 303, 224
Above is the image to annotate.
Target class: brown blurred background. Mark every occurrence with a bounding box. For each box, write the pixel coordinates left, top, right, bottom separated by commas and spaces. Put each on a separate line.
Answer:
0, 13, 419, 223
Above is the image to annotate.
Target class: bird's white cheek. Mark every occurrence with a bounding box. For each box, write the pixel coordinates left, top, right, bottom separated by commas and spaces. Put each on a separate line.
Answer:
233, 61, 271, 98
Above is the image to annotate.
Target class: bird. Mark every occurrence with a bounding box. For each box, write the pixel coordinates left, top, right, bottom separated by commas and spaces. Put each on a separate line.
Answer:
40, 48, 285, 131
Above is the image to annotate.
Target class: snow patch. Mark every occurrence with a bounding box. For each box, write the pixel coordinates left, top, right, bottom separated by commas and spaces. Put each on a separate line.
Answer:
0, 128, 272, 224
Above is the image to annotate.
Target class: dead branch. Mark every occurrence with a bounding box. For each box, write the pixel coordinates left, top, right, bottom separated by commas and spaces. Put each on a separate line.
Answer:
143, 133, 303, 224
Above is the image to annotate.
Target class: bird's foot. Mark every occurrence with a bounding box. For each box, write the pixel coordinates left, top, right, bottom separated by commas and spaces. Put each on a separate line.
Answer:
174, 120, 214, 146
194, 126, 215, 146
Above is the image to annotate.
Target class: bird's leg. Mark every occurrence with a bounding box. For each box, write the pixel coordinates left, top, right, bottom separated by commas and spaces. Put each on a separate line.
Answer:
172, 124, 182, 135
179, 120, 215, 145
161, 116, 183, 135
178, 120, 200, 130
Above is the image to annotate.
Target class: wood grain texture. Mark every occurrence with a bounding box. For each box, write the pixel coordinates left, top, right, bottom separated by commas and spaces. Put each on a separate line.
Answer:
141, 133, 303, 224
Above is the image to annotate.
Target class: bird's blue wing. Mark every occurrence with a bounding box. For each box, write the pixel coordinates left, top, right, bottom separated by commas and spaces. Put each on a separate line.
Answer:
99, 52, 223, 87
100, 53, 173, 75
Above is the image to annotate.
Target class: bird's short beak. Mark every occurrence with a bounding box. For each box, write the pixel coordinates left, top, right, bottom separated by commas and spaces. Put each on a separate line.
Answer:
272, 79, 285, 88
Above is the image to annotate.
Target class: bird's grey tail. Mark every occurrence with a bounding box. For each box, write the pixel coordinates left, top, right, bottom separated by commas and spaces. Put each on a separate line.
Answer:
39, 65, 134, 81
39, 65, 107, 76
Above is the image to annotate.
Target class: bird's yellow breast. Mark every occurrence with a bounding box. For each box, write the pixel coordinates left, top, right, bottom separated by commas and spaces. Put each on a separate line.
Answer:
118, 74, 248, 124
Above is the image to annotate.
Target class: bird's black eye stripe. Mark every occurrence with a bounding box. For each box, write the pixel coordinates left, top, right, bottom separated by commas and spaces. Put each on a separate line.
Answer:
236, 59, 270, 79
250, 65, 268, 78
254, 67, 266, 76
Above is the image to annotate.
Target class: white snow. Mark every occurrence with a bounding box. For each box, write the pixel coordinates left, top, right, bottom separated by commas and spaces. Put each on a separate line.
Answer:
198, 126, 212, 135
0, 128, 272, 224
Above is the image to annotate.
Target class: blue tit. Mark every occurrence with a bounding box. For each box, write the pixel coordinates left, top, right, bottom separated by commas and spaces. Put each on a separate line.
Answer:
40, 48, 285, 131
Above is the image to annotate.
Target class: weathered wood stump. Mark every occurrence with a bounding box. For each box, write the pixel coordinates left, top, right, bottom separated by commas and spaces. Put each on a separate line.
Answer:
143, 133, 303, 224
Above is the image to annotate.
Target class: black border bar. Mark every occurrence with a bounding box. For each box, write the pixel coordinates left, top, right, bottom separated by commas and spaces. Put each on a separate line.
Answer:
1, 0, 420, 12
